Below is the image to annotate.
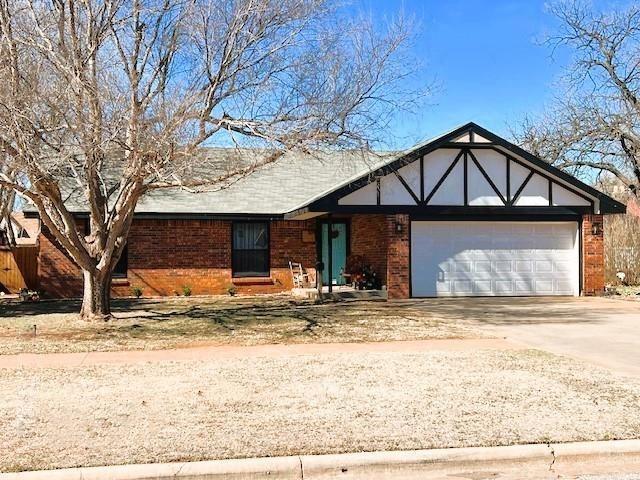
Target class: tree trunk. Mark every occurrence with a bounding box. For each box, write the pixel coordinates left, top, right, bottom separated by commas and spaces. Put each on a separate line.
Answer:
80, 269, 112, 321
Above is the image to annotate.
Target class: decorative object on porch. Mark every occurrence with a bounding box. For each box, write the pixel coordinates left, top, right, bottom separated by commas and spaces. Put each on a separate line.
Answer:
344, 255, 381, 290
18, 288, 40, 302
289, 261, 313, 288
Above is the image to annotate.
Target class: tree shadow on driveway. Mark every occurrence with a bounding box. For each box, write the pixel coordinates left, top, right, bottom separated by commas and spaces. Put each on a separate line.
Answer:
398, 297, 640, 327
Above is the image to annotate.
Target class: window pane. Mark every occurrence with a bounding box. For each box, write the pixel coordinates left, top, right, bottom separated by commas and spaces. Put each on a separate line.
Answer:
232, 222, 269, 276
233, 223, 268, 250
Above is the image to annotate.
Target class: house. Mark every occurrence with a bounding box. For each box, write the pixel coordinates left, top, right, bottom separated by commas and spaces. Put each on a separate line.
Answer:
33, 123, 625, 299
0, 212, 40, 246
0, 212, 40, 293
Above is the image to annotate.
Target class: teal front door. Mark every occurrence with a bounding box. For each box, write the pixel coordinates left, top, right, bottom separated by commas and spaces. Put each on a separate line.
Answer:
320, 222, 348, 285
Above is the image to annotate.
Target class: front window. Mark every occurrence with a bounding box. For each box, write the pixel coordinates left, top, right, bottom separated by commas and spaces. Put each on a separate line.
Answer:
232, 222, 269, 277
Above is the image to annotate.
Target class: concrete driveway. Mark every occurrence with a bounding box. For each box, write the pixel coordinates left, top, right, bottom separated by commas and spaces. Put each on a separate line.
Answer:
410, 296, 640, 377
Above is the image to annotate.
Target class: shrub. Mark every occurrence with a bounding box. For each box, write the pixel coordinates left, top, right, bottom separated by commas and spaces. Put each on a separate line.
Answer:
227, 285, 237, 296
605, 214, 640, 285
181, 285, 192, 297
131, 286, 143, 298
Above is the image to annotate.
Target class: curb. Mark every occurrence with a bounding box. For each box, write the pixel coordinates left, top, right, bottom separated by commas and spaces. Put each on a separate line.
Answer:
2, 440, 640, 480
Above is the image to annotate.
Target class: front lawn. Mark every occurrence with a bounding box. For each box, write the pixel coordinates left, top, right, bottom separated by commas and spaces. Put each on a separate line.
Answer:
3, 348, 640, 472
0, 295, 482, 355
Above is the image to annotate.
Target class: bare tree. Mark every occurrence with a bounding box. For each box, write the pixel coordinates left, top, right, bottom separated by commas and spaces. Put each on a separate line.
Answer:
512, 0, 640, 196
0, 182, 16, 246
0, 0, 426, 320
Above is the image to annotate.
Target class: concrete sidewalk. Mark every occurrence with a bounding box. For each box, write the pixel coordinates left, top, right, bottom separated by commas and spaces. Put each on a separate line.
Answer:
2, 440, 640, 480
0, 338, 518, 369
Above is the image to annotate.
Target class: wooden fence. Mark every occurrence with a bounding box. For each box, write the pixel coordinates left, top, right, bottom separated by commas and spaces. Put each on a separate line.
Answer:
0, 245, 38, 293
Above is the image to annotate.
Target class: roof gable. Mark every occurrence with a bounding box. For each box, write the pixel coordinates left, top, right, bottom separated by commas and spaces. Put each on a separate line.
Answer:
297, 122, 626, 215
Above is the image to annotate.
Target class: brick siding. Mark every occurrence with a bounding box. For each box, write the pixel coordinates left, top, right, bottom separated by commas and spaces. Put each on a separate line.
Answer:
38, 226, 84, 298
39, 218, 317, 298
385, 214, 410, 299
38, 213, 607, 300
350, 214, 388, 283
582, 214, 605, 296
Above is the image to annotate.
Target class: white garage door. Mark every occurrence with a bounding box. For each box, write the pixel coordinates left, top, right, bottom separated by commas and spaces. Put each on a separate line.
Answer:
411, 221, 579, 297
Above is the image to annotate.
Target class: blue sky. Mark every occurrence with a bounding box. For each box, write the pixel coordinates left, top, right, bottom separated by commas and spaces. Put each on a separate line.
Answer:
357, 0, 575, 148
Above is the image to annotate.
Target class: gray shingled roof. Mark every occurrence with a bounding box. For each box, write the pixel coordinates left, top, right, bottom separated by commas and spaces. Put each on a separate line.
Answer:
52, 148, 395, 215
139, 149, 394, 214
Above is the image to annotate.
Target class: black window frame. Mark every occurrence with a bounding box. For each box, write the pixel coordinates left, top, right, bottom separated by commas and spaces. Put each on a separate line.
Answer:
232, 221, 270, 278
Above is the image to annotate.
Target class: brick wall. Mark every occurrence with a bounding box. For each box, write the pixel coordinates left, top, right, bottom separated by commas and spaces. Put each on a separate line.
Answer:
385, 214, 410, 299
350, 214, 388, 283
582, 214, 605, 296
38, 226, 84, 298
268, 220, 317, 292
39, 218, 317, 298
40, 214, 608, 300
124, 219, 232, 296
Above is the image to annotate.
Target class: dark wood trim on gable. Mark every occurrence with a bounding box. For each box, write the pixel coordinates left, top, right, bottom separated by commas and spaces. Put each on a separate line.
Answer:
506, 157, 511, 203
419, 156, 425, 201
424, 149, 464, 205
307, 205, 591, 216
393, 170, 420, 205
510, 170, 535, 206
304, 122, 625, 215
467, 149, 506, 205
463, 150, 469, 206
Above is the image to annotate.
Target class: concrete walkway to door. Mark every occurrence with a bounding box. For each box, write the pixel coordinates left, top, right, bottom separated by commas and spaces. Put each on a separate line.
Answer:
408, 296, 640, 377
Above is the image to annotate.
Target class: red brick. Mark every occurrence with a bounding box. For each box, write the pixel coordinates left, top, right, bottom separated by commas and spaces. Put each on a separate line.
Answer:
39, 218, 316, 298
581, 214, 605, 296
350, 214, 388, 281
385, 214, 410, 299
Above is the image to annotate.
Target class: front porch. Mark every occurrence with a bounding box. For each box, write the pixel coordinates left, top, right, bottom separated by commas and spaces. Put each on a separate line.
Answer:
288, 213, 402, 297
291, 284, 387, 301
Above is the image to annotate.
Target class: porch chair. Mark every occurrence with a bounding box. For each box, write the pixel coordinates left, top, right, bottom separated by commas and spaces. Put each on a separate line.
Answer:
289, 261, 313, 288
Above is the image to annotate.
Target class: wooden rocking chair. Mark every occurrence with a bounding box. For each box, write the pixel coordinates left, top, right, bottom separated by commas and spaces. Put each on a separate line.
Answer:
289, 261, 313, 288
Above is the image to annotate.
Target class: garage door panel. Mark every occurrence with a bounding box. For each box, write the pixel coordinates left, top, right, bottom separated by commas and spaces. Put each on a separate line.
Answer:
411, 221, 579, 297
535, 279, 554, 293
474, 280, 492, 293
453, 280, 473, 293
555, 279, 574, 292
515, 280, 534, 294
475, 261, 492, 273
535, 260, 553, 273
494, 280, 514, 294
515, 260, 533, 272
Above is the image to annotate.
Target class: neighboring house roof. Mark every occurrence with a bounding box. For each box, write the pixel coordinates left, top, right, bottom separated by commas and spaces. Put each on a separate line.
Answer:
0, 212, 40, 245
23, 122, 625, 217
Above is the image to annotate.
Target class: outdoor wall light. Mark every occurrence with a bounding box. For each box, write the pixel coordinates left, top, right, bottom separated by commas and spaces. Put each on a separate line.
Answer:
591, 223, 602, 235
395, 222, 404, 233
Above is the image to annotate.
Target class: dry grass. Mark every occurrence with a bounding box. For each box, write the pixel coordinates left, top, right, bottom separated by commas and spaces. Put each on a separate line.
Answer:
0, 295, 481, 355
605, 213, 640, 285
605, 285, 640, 301
3, 349, 640, 472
